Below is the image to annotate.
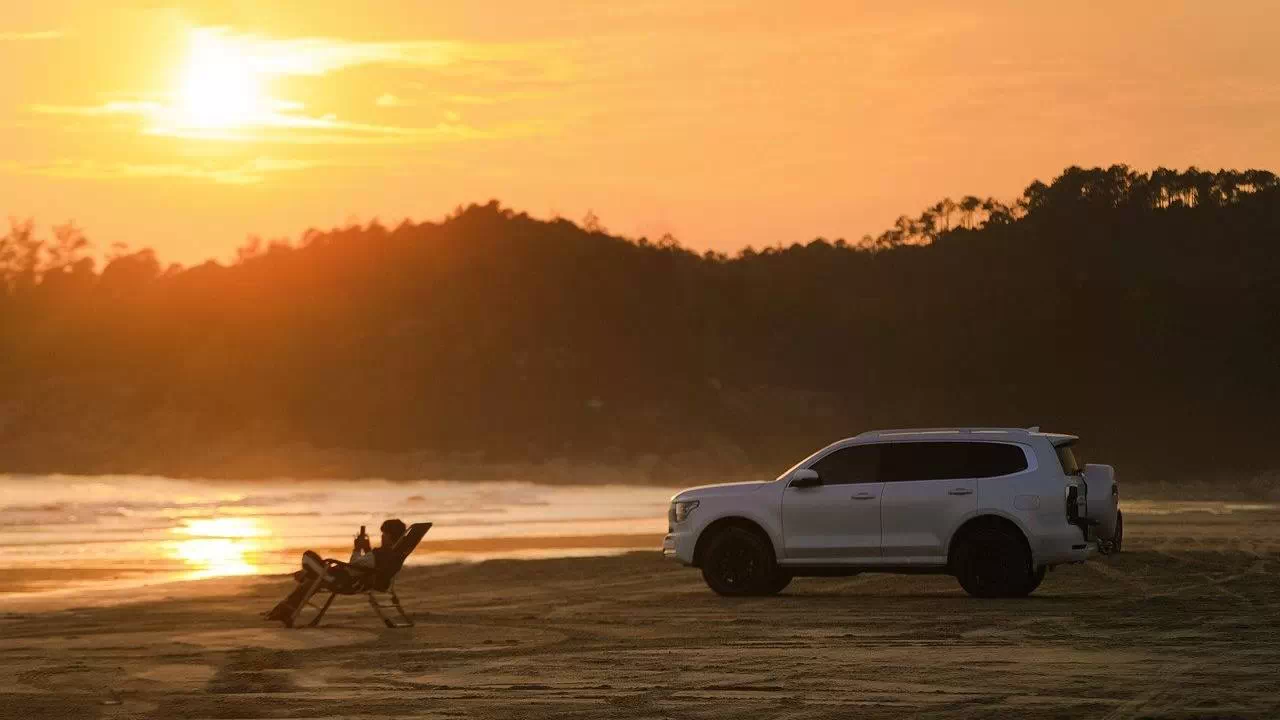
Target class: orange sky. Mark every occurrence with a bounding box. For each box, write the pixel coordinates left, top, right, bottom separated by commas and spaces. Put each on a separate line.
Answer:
3, 1, 1278, 265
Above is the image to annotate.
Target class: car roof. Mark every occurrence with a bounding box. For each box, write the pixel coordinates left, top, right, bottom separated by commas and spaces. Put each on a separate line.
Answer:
848, 427, 1079, 445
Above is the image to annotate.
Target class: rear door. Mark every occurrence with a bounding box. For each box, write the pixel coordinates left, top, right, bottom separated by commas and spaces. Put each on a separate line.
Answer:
781, 444, 884, 562
878, 442, 1027, 564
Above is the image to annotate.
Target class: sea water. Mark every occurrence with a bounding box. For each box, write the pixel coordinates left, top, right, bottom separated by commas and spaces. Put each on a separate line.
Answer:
0, 475, 677, 596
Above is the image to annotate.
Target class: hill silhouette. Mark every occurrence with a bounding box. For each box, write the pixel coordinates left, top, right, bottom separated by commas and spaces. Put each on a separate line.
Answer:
1, 165, 1277, 484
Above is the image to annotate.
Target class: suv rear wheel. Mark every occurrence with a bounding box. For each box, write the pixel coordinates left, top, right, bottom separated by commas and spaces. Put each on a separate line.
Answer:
756, 570, 793, 596
1012, 565, 1047, 596
954, 525, 1037, 598
701, 526, 776, 596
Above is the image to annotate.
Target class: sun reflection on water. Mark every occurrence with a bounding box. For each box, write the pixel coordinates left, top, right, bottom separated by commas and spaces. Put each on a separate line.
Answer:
170, 517, 269, 579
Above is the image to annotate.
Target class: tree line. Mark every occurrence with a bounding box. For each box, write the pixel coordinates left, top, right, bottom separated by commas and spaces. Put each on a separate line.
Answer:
1, 165, 1277, 481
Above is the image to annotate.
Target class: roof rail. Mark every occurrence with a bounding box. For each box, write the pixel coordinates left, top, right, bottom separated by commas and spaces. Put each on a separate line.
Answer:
854, 427, 1036, 440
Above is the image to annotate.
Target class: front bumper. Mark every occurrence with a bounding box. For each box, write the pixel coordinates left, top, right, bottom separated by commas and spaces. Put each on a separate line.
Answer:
663, 528, 697, 565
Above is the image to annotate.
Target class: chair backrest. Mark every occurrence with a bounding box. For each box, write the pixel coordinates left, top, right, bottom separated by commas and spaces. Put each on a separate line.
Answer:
373, 522, 432, 591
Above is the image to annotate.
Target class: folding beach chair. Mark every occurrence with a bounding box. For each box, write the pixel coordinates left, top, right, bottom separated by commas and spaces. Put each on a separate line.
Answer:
285, 522, 432, 629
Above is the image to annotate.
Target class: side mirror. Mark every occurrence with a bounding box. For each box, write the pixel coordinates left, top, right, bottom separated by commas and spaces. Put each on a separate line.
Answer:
790, 469, 822, 488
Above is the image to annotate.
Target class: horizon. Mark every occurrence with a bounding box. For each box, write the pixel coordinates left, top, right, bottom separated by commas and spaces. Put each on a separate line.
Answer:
4, 1, 1280, 265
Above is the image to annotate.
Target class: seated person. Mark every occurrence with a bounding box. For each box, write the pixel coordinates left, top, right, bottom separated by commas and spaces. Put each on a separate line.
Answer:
265, 518, 407, 623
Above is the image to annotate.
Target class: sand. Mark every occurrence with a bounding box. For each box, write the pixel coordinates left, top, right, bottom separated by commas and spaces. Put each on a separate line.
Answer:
2, 507, 1279, 719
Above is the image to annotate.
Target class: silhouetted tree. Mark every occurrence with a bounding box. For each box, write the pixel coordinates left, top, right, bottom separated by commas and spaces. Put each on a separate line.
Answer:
1, 166, 1277, 480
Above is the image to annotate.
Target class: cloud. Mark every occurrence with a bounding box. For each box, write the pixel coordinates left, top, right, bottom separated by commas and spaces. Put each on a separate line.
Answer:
243, 36, 457, 75
27, 100, 520, 145
0, 30, 65, 41
446, 94, 500, 106
189, 28, 566, 80
150, 120, 511, 146
375, 93, 408, 108
27, 101, 164, 117
1, 157, 321, 185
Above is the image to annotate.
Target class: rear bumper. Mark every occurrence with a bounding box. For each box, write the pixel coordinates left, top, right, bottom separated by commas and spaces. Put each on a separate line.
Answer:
1034, 524, 1093, 566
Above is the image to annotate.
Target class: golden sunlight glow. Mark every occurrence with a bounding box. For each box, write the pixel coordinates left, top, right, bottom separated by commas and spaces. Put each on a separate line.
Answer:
175, 538, 257, 578
175, 30, 270, 130
170, 516, 268, 579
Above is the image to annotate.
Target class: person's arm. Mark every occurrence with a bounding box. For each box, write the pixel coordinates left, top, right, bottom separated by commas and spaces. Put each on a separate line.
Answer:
349, 527, 373, 564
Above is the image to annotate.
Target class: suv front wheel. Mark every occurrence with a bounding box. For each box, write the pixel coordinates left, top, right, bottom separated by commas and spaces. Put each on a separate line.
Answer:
701, 526, 778, 596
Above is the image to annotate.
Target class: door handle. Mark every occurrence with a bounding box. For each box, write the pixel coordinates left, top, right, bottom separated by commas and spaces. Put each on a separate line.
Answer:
947, 488, 974, 496
851, 493, 877, 500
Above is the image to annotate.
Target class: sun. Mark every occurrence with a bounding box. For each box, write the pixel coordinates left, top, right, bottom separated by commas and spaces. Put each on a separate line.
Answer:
175, 30, 269, 130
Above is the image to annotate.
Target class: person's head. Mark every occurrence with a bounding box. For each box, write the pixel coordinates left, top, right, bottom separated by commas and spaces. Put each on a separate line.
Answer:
380, 518, 407, 547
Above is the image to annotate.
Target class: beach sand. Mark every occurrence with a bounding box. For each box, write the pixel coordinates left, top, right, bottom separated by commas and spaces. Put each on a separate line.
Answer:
2, 509, 1279, 719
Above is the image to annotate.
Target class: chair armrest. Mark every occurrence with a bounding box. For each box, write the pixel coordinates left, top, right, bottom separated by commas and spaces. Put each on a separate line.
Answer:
325, 558, 375, 577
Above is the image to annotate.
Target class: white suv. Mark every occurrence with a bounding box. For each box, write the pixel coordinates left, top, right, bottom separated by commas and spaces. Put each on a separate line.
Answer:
663, 428, 1122, 598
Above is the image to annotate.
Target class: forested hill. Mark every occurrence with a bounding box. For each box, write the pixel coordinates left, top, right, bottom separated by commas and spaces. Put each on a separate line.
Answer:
2, 165, 1278, 482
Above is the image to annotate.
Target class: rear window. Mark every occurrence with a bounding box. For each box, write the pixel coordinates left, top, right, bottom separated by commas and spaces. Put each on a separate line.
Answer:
880, 442, 1028, 482
1056, 444, 1082, 475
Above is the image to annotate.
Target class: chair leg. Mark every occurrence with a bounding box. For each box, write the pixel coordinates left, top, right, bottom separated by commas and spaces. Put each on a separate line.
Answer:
307, 592, 338, 627
285, 573, 328, 629
369, 589, 414, 628
389, 590, 414, 628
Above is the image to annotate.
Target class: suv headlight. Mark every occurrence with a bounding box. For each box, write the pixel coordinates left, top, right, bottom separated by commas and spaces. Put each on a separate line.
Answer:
671, 500, 700, 523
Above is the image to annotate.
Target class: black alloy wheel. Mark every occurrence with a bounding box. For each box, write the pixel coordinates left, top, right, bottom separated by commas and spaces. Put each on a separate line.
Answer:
701, 526, 775, 596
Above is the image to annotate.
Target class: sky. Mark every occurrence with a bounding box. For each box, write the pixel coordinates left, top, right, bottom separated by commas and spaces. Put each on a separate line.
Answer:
2, 1, 1279, 265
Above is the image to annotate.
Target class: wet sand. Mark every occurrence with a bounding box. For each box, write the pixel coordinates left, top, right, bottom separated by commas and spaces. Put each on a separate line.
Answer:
2, 508, 1279, 719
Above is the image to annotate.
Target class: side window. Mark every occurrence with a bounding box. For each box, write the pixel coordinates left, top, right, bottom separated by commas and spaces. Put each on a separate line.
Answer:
881, 442, 1028, 481
881, 443, 959, 482
968, 442, 1030, 477
810, 444, 882, 485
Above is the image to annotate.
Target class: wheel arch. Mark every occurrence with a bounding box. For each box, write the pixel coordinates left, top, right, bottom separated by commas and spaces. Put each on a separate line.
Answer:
692, 516, 777, 568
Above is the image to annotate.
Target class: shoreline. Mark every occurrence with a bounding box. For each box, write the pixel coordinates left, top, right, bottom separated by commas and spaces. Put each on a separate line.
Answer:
0, 533, 666, 608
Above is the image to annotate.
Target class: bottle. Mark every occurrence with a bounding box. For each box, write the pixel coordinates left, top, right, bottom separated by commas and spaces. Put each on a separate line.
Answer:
355, 525, 370, 553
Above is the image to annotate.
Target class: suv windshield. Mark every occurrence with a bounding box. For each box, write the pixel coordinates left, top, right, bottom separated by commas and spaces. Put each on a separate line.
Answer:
1056, 444, 1082, 475
775, 447, 828, 481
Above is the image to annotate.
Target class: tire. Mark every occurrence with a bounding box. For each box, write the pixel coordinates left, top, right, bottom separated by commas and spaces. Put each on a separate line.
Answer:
700, 526, 776, 596
953, 526, 1036, 598
1009, 565, 1047, 597
755, 570, 793, 596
